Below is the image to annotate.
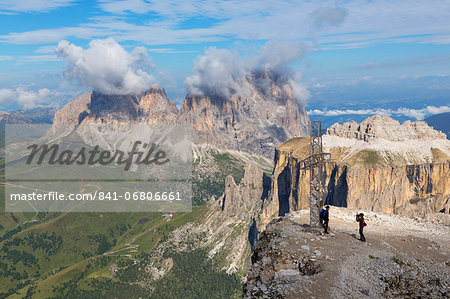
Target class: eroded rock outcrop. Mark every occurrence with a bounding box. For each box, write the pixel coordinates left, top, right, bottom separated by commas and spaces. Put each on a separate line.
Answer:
327, 115, 447, 141
199, 163, 271, 272
216, 164, 270, 223
260, 116, 450, 220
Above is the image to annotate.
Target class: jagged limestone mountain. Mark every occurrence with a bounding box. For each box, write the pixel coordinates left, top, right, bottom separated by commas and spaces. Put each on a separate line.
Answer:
48, 74, 309, 204
327, 115, 447, 141
262, 115, 450, 221
178, 71, 310, 157
52, 72, 310, 157
53, 88, 178, 127
264, 139, 449, 219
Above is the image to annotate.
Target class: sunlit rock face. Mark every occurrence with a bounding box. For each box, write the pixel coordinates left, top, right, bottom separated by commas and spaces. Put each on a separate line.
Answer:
179, 71, 310, 157
261, 116, 450, 220
53, 72, 311, 157
53, 88, 178, 127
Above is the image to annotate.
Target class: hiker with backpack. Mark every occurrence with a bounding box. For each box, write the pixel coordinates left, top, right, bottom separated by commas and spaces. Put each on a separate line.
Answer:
320, 205, 330, 234
356, 213, 367, 242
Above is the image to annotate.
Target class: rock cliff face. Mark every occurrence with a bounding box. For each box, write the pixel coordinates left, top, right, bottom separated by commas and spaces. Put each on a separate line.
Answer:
216, 164, 270, 223
53, 88, 177, 127
179, 72, 310, 157
263, 134, 450, 220
51, 74, 310, 157
327, 115, 447, 141
198, 164, 271, 272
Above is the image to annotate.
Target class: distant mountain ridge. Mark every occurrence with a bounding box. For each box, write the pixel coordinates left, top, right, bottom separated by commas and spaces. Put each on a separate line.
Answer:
0, 106, 56, 124
425, 112, 450, 138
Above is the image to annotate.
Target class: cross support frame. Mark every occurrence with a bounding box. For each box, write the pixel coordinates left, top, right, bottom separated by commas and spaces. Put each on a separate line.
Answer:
300, 121, 330, 227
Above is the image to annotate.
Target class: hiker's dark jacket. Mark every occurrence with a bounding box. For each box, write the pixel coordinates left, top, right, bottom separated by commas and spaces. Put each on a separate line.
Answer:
358, 216, 366, 228
322, 210, 329, 221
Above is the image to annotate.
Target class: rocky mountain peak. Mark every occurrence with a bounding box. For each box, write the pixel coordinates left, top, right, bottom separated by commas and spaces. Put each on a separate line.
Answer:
51, 76, 310, 157
327, 115, 447, 141
179, 73, 310, 156
52, 88, 177, 128
248, 69, 296, 102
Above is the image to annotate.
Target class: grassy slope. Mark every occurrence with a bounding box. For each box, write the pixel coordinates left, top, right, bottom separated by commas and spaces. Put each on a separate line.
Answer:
192, 151, 246, 205
3, 207, 207, 298
1, 159, 210, 298
0, 147, 252, 298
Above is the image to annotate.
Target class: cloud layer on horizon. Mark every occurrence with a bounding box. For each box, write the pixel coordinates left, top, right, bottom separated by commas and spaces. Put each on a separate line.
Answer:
56, 38, 155, 95
0, 87, 57, 109
308, 105, 450, 120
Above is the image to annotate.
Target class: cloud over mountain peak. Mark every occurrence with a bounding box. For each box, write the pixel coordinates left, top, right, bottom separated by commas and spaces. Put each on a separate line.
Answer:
56, 38, 155, 95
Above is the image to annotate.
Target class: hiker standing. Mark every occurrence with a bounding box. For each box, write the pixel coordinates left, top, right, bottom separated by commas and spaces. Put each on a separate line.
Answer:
320, 205, 330, 234
356, 213, 367, 242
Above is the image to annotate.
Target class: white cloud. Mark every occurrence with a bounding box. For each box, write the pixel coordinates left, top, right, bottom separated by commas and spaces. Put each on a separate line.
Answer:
19, 55, 60, 62
98, 0, 281, 18
257, 40, 308, 70
35, 45, 57, 54
308, 106, 450, 120
0, 26, 108, 45
98, 0, 150, 15
185, 47, 247, 98
2, 1, 450, 48
185, 40, 310, 102
147, 48, 197, 54
0, 0, 77, 14
0, 89, 15, 103
394, 106, 450, 120
56, 38, 156, 95
310, 7, 347, 29
0, 56, 12, 61
0, 87, 55, 109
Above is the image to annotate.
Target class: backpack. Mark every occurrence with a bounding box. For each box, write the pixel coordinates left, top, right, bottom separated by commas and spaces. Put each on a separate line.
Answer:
320, 209, 326, 219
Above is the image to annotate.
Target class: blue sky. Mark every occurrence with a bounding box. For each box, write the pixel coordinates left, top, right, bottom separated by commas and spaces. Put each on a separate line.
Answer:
0, 0, 449, 120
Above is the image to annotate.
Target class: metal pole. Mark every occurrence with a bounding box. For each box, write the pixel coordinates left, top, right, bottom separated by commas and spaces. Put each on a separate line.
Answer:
309, 121, 323, 227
